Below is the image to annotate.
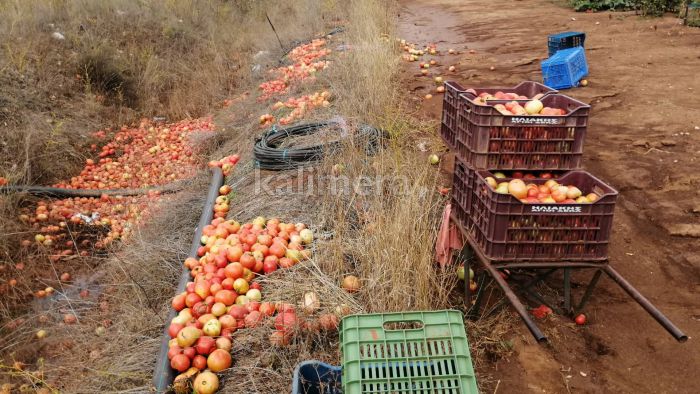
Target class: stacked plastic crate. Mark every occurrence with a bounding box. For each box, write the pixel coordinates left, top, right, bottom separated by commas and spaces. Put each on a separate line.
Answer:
542, 32, 588, 89
442, 82, 619, 263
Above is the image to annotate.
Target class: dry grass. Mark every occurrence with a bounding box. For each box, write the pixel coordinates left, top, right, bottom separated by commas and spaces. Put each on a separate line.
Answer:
318, 139, 457, 312
0, 0, 332, 184
0, 0, 516, 392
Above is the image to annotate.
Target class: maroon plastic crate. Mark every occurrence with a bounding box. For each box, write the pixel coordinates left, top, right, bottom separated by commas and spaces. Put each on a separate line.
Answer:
465, 170, 618, 262
441, 81, 464, 149
451, 193, 469, 233
451, 158, 476, 216
440, 81, 556, 151
455, 93, 590, 170
451, 167, 569, 243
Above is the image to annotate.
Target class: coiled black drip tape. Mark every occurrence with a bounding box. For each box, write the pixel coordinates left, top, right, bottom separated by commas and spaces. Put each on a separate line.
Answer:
253, 120, 386, 171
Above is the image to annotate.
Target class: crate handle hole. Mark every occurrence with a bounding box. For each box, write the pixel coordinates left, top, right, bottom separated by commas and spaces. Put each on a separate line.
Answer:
383, 320, 424, 331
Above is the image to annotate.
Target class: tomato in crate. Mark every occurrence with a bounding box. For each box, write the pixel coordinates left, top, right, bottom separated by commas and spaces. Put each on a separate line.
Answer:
455, 93, 589, 170
441, 81, 557, 152
460, 170, 617, 262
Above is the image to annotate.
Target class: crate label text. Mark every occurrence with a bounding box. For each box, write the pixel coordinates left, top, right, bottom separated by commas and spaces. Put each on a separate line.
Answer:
530, 205, 582, 213
510, 117, 563, 125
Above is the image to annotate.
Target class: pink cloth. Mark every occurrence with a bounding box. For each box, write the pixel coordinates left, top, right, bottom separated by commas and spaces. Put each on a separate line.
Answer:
435, 203, 464, 268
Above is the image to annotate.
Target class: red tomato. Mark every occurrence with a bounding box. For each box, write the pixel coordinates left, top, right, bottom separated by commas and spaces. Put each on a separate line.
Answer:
574, 314, 586, 325
224, 262, 244, 280
194, 336, 216, 355
259, 302, 275, 316
207, 349, 232, 372
257, 234, 273, 246
279, 257, 294, 269
221, 278, 234, 290
239, 252, 256, 269
169, 323, 184, 338
228, 305, 248, 319
244, 311, 263, 328
275, 310, 298, 332
167, 345, 182, 360
251, 243, 268, 256
185, 293, 202, 308
269, 243, 286, 258
192, 354, 207, 370
170, 354, 191, 372
226, 245, 243, 262
209, 283, 222, 296
214, 290, 236, 306
172, 294, 186, 311
218, 314, 236, 329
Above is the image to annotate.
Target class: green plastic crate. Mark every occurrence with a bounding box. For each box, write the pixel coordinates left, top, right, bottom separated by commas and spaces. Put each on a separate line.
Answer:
340, 310, 478, 394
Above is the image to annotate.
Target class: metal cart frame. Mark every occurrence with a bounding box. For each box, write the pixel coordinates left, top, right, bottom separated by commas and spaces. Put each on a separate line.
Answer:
452, 216, 687, 343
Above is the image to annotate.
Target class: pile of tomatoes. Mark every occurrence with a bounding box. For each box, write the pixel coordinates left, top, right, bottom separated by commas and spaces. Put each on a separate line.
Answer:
56, 119, 214, 190
288, 39, 331, 64
266, 91, 331, 126
167, 181, 340, 392
24, 119, 215, 243
207, 155, 240, 177
484, 174, 600, 204
258, 39, 331, 101
11, 119, 216, 297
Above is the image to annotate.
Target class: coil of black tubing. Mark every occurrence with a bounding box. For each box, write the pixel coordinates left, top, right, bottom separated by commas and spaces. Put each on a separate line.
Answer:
253, 121, 386, 171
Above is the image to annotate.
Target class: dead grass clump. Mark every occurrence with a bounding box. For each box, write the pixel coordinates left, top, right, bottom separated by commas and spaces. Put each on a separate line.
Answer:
323, 0, 401, 124
319, 137, 457, 312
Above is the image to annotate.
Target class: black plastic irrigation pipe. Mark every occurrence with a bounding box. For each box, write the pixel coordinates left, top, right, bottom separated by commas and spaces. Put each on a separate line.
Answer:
253, 121, 386, 171
0, 178, 190, 197
152, 167, 224, 392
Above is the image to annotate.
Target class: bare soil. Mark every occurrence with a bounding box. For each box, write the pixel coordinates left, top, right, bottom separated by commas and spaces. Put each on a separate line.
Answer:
397, 1, 700, 393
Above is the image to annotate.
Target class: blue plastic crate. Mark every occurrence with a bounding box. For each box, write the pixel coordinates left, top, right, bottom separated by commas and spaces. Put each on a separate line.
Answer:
541, 47, 589, 90
292, 360, 342, 394
548, 31, 585, 57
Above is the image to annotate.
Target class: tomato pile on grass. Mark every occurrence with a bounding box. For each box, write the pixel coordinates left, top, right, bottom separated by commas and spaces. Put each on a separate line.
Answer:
57, 119, 214, 190
7, 119, 215, 297
168, 180, 350, 392
258, 39, 331, 101
261, 91, 332, 127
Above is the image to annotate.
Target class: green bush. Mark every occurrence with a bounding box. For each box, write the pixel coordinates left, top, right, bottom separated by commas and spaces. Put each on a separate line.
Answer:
571, 0, 681, 13
572, 0, 633, 11
634, 0, 681, 15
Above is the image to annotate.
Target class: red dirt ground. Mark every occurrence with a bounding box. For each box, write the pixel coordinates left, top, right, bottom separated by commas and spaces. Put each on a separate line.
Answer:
398, 0, 700, 393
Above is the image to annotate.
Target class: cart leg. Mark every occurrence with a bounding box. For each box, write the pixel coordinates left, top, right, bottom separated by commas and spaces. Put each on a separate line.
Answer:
467, 271, 490, 319
520, 286, 562, 314
520, 269, 557, 292
572, 269, 602, 316
563, 268, 572, 314
603, 265, 688, 342
464, 251, 472, 307
483, 263, 547, 342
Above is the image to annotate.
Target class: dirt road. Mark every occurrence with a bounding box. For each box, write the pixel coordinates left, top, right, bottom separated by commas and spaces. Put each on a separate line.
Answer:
397, 1, 700, 392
